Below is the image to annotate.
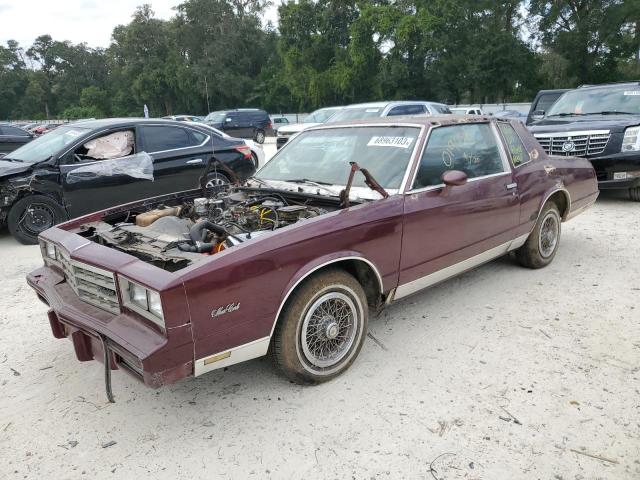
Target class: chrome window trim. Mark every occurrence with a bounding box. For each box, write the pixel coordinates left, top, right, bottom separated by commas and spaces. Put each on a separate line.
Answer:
266, 122, 427, 194
495, 120, 533, 168
59, 123, 211, 160
405, 121, 511, 193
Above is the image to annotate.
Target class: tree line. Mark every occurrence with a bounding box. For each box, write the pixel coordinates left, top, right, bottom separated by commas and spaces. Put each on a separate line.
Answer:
0, 0, 638, 120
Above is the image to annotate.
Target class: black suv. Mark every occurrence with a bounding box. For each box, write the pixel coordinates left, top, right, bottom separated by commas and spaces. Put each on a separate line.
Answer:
0, 119, 256, 244
528, 82, 640, 201
203, 109, 272, 144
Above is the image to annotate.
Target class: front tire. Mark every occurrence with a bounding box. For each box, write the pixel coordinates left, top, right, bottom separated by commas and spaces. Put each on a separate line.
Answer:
515, 202, 561, 269
272, 269, 368, 384
8, 195, 66, 245
630, 187, 640, 202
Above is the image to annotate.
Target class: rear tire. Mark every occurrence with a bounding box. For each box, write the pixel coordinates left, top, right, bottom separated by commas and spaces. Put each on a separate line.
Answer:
630, 187, 640, 202
515, 202, 561, 269
272, 269, 368, 385
8, 195, 66, 245
254, 129, 265, 144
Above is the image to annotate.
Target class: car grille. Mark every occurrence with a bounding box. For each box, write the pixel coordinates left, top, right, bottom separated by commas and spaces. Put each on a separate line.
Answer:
533, 130, 610, 157
57, 250, 119, 314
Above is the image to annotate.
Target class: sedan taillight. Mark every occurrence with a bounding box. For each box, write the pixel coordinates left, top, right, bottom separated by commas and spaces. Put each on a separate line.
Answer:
234, 145, 252, 160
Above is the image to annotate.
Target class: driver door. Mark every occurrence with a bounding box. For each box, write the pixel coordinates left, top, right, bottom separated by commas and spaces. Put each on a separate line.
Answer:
397, 122, 521, 298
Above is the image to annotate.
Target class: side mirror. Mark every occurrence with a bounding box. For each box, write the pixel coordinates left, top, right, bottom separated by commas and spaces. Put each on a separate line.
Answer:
531, 110, 545, 120
442, 170, 468, 187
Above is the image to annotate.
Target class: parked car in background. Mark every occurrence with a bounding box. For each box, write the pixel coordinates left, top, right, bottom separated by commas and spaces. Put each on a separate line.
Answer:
327, 101, 451, 124
197, 123, 265, 169
162, 115, 203, 122
203, 109, 271, 144
271, 116, 289, 130
492, 110, 527, 121
528, 82, 640, 200
31, 123, 61, 136
526, 89, 569, 125
0, 118, 256, 244
276, 106, 343, 149
27, 116, 597, 399
0, 124, 34, 157
450, 107, 483, 115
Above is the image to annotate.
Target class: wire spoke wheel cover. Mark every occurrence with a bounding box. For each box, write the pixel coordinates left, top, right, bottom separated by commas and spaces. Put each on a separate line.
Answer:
538, 211, 559, 258
297, 287, 363, 374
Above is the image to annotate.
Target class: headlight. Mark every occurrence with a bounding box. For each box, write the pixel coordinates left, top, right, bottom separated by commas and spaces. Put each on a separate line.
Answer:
118, 276, 165, 329
622, 126, 640, 152
40, 240, 56, 260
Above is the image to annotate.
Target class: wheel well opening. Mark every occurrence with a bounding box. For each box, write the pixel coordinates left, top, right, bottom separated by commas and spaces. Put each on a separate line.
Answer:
322, 259, 382, 308
547, 191, 569, 219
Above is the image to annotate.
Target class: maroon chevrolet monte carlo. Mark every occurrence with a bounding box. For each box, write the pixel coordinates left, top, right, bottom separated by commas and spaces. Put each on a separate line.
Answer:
27, 116, 598, 401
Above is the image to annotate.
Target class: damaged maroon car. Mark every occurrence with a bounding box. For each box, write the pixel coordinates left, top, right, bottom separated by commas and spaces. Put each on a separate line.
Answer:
27, 116, 598, 401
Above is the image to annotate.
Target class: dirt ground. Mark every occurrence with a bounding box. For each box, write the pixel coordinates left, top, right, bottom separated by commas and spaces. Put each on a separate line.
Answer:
1, 186, 638, 479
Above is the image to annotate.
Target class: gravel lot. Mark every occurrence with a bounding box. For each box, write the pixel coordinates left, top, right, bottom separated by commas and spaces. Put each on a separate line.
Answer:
1, 182, 638, 479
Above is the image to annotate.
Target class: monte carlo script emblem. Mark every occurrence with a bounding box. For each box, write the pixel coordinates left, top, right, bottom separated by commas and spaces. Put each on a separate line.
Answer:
211, 303, 240, 318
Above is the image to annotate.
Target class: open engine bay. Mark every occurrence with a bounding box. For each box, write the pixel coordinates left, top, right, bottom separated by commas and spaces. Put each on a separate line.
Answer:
74, 188, 339, 271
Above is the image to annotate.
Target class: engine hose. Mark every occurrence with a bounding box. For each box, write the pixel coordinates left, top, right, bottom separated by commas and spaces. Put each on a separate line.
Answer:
178, 241, 215, 253
178, 221, 228, 253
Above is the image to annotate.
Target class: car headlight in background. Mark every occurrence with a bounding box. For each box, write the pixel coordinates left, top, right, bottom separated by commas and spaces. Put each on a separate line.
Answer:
118, 276, 165, 330
622, 126, 640, 152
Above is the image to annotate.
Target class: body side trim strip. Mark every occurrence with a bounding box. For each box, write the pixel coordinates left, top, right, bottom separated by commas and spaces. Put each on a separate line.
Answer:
393, 233, 528, 300
194, 336, 270, 376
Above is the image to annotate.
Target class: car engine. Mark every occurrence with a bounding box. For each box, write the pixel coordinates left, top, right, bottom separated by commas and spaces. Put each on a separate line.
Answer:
76, 189, 331, 271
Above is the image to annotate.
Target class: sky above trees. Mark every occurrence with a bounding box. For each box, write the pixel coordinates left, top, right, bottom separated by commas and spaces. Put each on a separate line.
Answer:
0, 0, 638, 120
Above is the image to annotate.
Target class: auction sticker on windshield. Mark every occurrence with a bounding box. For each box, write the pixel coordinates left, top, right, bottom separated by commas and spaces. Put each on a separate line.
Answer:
65, 130, 84, 138
623, 91, 640, 96
367, 136, 414, 148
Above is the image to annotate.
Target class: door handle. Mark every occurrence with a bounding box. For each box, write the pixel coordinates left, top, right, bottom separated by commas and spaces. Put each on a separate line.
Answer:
186, 158, 203, 164
506, 182, 518, 190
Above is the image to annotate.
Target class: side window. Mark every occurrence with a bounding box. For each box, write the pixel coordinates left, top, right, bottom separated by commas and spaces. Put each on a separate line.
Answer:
142, 126, 199, 152
71, 129, 135, 163
190, 130, 207, 144
536, 94, 560, 113
413, 123, 504, 189
497, 122, 530, 166
387, 104, 427, 116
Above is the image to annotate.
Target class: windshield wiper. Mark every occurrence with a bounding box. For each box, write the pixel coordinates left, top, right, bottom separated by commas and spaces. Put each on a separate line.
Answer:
546, 113, 586, 117
591, 111, 636, 115
245, 176, 274, 188
286, 178, 333, 185
284, 178, 337, 195
0, 157, 24, 163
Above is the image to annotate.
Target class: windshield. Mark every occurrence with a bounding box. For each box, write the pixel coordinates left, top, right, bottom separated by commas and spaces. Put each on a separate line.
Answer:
7, 126, 90, 163
327, 107, 384, 123
256, 126, 419, 189
204, 112, 227, 123
547, 85, 640, 116
305, 108, 340, 123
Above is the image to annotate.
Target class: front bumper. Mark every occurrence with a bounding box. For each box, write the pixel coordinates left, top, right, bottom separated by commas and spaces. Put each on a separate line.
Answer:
590, 151, 640, 190
27, 266, 194, 391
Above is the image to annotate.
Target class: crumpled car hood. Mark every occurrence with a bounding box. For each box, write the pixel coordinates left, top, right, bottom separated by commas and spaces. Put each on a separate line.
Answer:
0, 160, 33, 179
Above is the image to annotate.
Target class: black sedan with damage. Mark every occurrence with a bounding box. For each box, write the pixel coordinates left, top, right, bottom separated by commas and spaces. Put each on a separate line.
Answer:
0, 118, 256, 244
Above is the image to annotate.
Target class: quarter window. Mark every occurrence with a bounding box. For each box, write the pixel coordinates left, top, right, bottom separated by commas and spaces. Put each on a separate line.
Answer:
142, 126, 200, 152
497, 122, 529, 166
413, 123, 504, 189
